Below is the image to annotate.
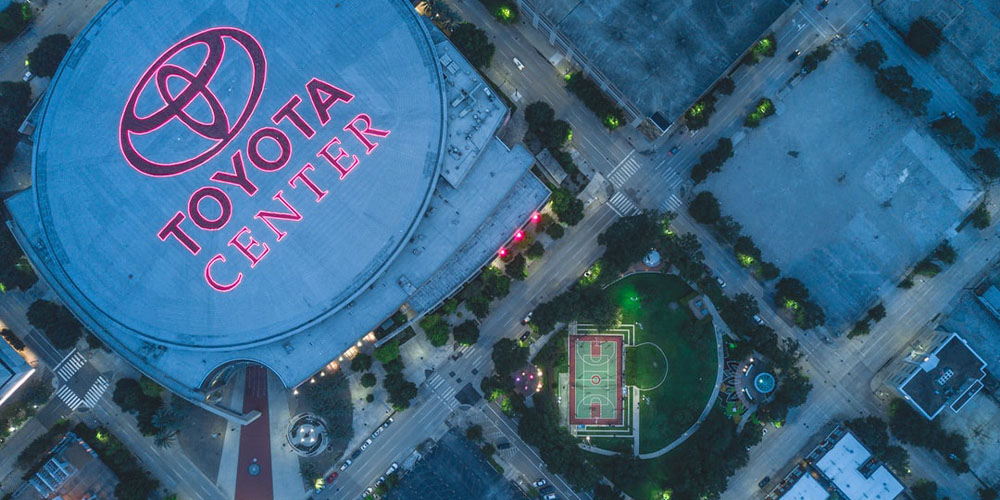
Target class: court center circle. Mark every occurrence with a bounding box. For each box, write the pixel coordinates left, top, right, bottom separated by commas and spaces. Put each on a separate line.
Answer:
591, 375, 602, 385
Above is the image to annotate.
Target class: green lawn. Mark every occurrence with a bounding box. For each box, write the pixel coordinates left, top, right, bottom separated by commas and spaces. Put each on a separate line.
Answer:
607, 273, 719, 454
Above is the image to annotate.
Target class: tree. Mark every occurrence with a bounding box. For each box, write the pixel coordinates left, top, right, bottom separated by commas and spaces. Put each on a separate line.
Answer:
453, 320, 480, 346
715, 77, 735, 96
467, 292, 491, 319
905, 17, 942, 57
374, 339, 400, 364
152, 406, 184, 445
980, 487, 999, 500
466, 424, 483, 441
597, 212, 659, 274
526, 241, 545, 259
875, 66, 931, 116
360, 372, 377, 388
867, 303, 887, 322
26, 299, 82, 350
139, 376, 164, 398
551, 188, 584, 226
931, 116, 975, 149
845, 416, 910, 476
492, 338, 527, 376
690, 137, 734, 182
911, 480, 938, 500
889, 398, 969, 472
914, 258, 941, 277
933, 240, 957, 265
800, 43, 832, 74
351, 353, 373, 372
974, 91, 1000, 117
113, 378, 145, 413
1, 328, 24, 351
383, 373, 417, 411
796, 300, 826, 329
27, 34, 70, 78
505, 254, 526, 280
775, 278, 809, 305
972, 203, 991, 229
479, 266, 511, 299
564, 72, 625, 129
419, 314, 450, 347
989, 117, 1000, 141
973, 148, 1000, 179
688, 192, 721, 225
114, 472, 161, 500
524, 101, 555, 132
0, 3, 31, 42
685, 95, 716, 131
546, 222, 565, 239
856, 40, 887, 70
449, 23, 494, 68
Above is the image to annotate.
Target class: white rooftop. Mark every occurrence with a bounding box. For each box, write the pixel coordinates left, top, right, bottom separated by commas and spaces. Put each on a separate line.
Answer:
815, 433, 903, 500
778, 475, 829, 500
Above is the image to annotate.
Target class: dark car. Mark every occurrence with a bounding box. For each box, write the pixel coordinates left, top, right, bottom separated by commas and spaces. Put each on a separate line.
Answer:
758, 476, 771, 488
539, 485, 555, 494
787, 50, 800, 61
667, 145, 679, 157
520, 331, 530, 342
350, 449, 362, 460
497, 441, 512, 450
817, 0, 829, 9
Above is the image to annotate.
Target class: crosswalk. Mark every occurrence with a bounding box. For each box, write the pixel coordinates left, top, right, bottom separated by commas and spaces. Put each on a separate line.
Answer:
608, 152, 641, 189
661, 168, 684, 190
426, 373, 460, 410
659, 194, 683, 213
608, 192, 639, 217
55, 375, 110, 411
54, 349, 86, 381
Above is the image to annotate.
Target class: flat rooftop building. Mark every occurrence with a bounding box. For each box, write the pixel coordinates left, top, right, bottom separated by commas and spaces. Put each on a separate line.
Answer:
13, 432, 117, 500
0, 334, 33, 408
770, 426, 903, 500
890, 331, 987, 420
6, 0, 548, 420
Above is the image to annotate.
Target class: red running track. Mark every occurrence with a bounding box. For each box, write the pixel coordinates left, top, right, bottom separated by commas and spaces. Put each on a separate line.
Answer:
234, 365, 273, 500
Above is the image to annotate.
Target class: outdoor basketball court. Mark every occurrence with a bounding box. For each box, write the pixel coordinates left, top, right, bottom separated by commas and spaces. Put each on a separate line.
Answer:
569, 334, 623, 425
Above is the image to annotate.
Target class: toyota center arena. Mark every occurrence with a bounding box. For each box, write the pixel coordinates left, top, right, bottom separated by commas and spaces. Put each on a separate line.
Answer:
6, 0, 549, 420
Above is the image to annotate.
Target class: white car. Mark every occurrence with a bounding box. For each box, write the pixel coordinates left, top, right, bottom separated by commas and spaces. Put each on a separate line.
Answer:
513, 57, 525, 71
339, 459, 352, 471
22, 70, 32, 82
716, 276, 727, 288
387, 462, 399, 474
532, 479, 548, 488
521, 311, 533, 324
543, 494, 558, 500
753, 314, 765, 326
365, 487, 374, 495
361, 438, 372, 451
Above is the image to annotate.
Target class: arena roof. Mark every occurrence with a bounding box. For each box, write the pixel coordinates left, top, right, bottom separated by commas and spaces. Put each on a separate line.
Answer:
23, 0, 445, 349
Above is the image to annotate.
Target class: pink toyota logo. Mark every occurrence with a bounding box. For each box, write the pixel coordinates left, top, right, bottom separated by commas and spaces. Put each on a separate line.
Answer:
119, 27, 266, 177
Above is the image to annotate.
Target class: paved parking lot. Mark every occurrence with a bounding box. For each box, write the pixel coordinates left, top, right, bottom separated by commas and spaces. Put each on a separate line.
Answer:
703, 49, 980, 331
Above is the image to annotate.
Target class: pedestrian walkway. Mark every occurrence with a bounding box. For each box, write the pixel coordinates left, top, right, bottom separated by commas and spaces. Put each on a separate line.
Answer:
608, 192, 640, 216
426, 374, 460, 410
608, 152, 641, 188
55, 384, 84, 411
54, 349, 86, 381
662, 168, 684, 190
659, 193, 683, 212
81, 376, 110, 408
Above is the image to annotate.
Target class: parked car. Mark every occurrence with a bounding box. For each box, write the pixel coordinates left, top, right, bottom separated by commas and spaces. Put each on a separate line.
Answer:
365, 487, 374, 495
326, 472, 338, 483
539, 485, 555, 494
372, 427, 383, 438
532, 479, 548, 488
387, 462, 399, 474
522, 311, 533, 324
668, 145, 680, 157
22, 70, 32, 82
758, 476, 771, 488
753, 314, 766, 326
543, 494, 558, 500
497, 441, 511, 450
339, 459, 352, 471
361, 438, 373, 451
787, 49, 800, 61
817, 0, 829, 10
513, 57, 525, 71
520, 331, 530, 342
716, 276, 726, 288
351, 449, 362, 460
376, 476, 385, 486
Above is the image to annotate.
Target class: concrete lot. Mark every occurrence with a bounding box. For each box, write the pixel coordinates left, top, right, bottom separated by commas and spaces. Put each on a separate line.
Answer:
531, 0, 790, 120
704, 49, 980, 331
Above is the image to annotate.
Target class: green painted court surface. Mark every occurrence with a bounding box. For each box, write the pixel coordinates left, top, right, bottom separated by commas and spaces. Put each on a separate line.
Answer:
570, 336, 621, 424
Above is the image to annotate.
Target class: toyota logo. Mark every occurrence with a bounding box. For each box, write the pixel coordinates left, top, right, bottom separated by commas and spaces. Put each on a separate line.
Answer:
119, 27, 266, 177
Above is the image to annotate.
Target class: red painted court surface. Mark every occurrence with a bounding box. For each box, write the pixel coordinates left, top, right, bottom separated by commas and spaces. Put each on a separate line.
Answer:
569, 334, 624, 426
234, 365, 273, 500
